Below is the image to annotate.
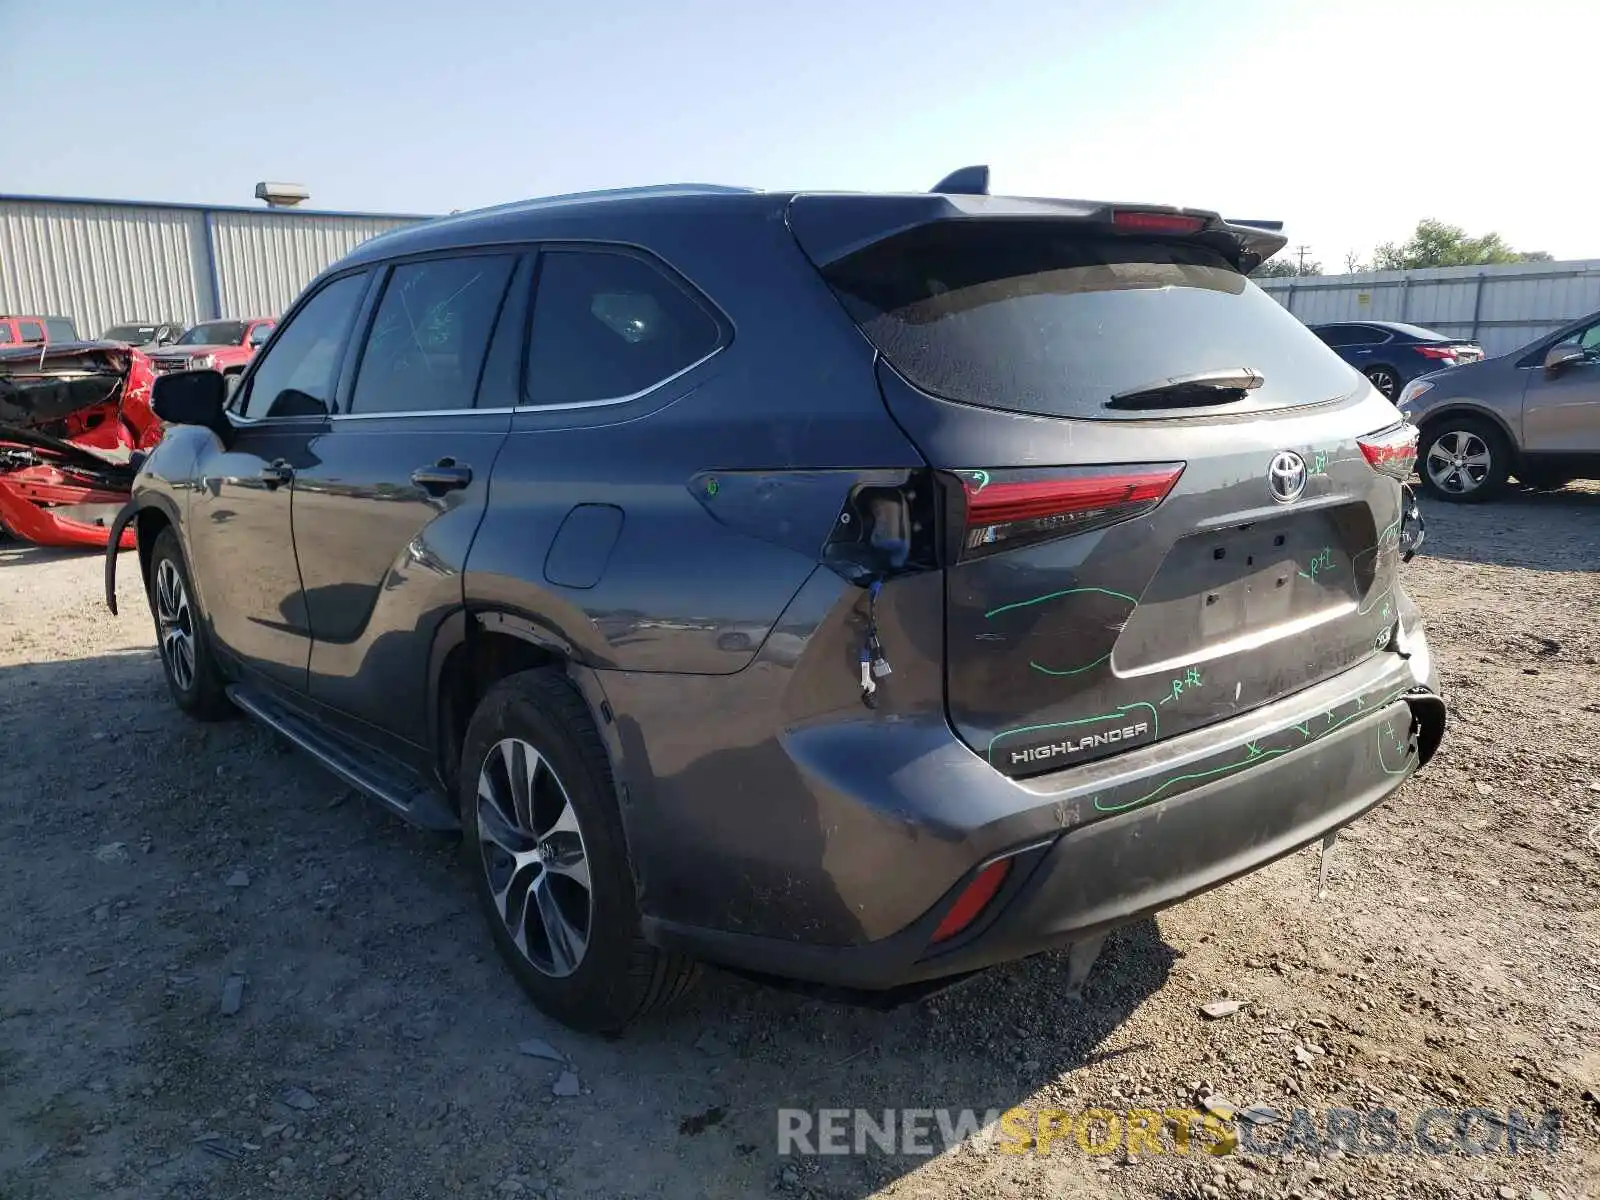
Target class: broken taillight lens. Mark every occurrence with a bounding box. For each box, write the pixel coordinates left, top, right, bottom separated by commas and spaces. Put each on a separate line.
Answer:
1358, 423, 1419, 480
949, 464, 1184, 561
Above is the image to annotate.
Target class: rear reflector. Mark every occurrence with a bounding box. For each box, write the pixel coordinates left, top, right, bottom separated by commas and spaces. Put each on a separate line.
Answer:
1358, 423, 1420, 479
1414, 345, 1458, 360
931, 859, 1011, 943
1111, 210, 1208, 234
953, 464, 1184, 560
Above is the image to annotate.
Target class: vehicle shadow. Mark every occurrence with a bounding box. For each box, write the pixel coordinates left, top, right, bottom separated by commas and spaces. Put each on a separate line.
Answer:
0, 646, 1179, 1200
0, 540, 104, 569
1414, 484, 1600, 573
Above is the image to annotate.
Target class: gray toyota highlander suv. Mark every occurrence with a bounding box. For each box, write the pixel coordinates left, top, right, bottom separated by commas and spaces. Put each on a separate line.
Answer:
107, 171, 1445, 1032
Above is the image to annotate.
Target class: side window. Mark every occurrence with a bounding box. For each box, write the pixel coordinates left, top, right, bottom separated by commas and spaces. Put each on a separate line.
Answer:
0, 325, 13, 344
1559, 321, 1600, 357
1315, 326, 1354, 347
524, 249, 723, 406
349, 255, 514, 414
1343, 326, 1387, 345
45, 318, 78, 342
237, 273, 368, 418
18, 321, 44, 343
248, 322, 274, 349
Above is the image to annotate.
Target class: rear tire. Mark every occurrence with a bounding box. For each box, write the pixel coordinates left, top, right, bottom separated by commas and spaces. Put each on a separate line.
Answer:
1417, 416, 1510, 503
146, 527, 233, 719
1364, 365, 1401, 399
459, 668, 699, 1032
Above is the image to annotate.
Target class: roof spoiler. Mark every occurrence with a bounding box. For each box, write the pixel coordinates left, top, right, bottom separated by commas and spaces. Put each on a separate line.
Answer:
930, 165, 990, 195
1224, 218, 1284, 232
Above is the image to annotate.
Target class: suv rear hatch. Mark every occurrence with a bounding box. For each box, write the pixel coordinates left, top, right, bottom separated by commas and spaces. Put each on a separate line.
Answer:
789, 194, 1416, 778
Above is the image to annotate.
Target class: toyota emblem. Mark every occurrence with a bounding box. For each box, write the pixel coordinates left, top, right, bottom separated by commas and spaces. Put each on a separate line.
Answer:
1268, 451, 1307, 503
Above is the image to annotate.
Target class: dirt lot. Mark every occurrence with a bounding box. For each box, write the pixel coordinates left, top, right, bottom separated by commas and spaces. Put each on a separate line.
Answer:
2, 487, 1597, 1200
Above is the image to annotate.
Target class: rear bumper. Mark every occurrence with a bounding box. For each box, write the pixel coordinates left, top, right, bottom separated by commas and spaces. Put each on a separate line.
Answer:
643, 631, 1443, 992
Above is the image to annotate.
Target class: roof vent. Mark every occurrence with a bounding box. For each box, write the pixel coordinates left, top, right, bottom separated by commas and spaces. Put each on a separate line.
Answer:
930, 165, 990, 196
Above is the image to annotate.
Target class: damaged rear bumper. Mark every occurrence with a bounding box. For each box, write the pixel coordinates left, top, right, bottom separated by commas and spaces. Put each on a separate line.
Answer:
644, 621, 1444, 995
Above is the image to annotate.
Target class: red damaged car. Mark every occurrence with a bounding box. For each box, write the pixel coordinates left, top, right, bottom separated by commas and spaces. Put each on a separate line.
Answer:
0, 342, 164, 549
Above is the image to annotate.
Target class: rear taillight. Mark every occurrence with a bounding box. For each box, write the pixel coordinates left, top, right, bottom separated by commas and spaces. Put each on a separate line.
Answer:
949, 463, 1184, 561
1110, 210, 1208, 234
931, 859, 1011, 943
1414, 345, 1457, 360
1358, 423, 1419, 480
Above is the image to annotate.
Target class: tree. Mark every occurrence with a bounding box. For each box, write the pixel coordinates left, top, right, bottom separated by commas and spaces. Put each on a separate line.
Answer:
1254, 253, 1323, 278
1370, 219, 1550, 270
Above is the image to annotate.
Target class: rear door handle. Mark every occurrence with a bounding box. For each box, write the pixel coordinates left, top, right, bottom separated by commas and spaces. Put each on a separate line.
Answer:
411, 460, 473, 494
259, 459, 293, 489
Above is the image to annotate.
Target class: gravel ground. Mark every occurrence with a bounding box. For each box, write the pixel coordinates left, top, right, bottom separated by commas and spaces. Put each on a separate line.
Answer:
1, 485, 1597, 1200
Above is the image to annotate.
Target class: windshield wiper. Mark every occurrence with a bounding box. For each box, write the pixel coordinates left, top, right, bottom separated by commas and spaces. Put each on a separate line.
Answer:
1107, 367, 1265, 410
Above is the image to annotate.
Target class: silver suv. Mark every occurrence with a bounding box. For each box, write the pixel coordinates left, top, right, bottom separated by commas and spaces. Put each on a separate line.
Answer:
1398, 309, 1600, 501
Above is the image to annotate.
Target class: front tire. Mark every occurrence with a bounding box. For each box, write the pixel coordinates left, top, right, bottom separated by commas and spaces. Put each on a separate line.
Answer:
146, 527, 233, 719
1417, 416, 1510, 503
459, 668, 698, 1032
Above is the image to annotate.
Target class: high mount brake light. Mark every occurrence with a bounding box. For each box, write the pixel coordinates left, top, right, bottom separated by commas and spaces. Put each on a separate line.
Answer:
1110, 210, 1208, 234
1358, 423, 1419, 480
952, 464, 1185, 560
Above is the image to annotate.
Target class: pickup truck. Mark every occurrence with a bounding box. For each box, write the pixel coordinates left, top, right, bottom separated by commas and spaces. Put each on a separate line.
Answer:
0, 315, 81, 346
146, 317, 275, 378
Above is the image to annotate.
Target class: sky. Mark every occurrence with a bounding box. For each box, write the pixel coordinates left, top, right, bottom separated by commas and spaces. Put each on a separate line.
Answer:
3, 0, 1594, 270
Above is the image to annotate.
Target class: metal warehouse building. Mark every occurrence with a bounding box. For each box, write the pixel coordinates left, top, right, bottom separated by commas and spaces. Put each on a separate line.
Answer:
0, 194, 431, 340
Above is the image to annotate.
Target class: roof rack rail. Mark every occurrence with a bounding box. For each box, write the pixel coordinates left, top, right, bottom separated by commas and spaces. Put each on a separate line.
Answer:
930, 165, 990, 196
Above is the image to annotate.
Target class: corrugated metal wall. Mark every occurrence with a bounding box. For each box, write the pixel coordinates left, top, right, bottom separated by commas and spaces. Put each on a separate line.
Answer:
1257, 259, 1600, 357
210, 210, 416, 319
0, 197, 423, 339
0, 200, 212, 337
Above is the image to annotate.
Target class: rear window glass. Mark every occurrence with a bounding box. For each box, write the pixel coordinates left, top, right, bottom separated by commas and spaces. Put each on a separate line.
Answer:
821, 223, 1359, 419
45, 318, 79, 342
1380, 321, 1449, 341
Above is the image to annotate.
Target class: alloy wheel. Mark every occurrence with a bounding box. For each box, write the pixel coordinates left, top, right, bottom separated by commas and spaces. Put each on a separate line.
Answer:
154, 558, 196, 692
475, 738, 593, 978
1367, 367, 1398, 398
1425, 430, 1491, 496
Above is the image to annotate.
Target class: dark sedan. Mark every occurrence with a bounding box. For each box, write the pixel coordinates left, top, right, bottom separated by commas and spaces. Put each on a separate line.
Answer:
1310, 320, 1483, 400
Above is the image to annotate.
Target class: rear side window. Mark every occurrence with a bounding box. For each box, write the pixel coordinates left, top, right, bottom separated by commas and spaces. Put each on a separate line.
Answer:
1341, 326, 1390, 345
45, 318, 78, 341
0, 326, 12, 344
238, 272, 368, 418
820, 222, 1359, 419
523, 248, 722, 406
350, 255, 515, 414
18, 321, 44, 343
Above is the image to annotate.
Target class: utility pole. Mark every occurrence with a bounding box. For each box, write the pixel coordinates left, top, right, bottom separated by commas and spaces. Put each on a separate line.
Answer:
1294, 245, 1312, 274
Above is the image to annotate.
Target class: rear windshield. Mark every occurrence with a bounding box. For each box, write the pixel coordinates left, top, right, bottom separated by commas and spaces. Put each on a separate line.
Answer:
820, 222, 1359, 419
1380, 321, 1450, 341
103, 325, 157, 343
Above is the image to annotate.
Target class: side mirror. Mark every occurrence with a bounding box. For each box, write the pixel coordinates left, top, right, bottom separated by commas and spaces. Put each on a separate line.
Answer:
152, 368, 232, 444
1544, 343, 1586, 374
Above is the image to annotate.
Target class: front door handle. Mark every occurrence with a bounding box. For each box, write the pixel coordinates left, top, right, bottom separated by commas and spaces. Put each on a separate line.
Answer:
411, 459, 473, 495
259, 459, 293, 489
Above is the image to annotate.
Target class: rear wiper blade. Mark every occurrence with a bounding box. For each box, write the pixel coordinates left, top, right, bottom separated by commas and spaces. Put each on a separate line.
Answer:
1106, 367, 1265, 410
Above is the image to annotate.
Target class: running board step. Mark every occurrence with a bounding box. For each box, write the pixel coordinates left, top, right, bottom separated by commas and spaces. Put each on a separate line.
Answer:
227, 684, 460, 833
